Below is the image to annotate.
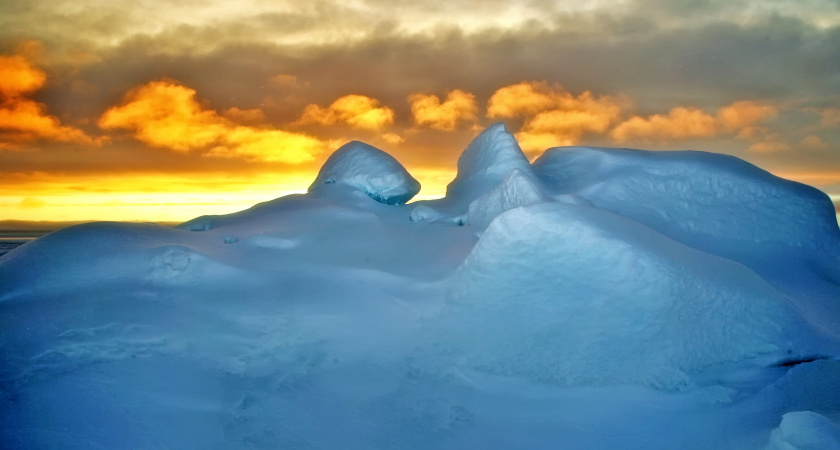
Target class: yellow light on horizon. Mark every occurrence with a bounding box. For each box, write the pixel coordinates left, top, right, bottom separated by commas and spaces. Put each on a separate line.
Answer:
0, 167, 456, 223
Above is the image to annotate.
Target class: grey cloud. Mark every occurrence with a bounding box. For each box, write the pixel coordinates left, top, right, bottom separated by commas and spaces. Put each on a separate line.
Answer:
33, 14, 840, 134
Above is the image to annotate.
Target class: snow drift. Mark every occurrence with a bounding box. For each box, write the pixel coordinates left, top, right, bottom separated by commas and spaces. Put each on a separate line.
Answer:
1, 123, 839, 449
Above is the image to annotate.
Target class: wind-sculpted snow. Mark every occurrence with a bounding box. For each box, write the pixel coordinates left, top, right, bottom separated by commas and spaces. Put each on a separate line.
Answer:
446, 202, 807, 389
533, 146, 840, 254
1, 125, 840, 449
532, 146, 840, 336
309, 140, 421, 205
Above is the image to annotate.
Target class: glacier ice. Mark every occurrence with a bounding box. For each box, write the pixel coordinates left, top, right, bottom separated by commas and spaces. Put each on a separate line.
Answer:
308, 140, 421, 205
1, 124, 840, 449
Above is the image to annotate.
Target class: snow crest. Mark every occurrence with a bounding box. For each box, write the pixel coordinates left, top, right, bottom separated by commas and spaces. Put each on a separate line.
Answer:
309, 141, 420, 205
410, 122, 534, 221
446, 122, 532, 200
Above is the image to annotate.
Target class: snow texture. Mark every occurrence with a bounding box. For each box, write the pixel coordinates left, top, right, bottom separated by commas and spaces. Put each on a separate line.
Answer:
308, 140, 421, 205
448, 202, 803, 389
466, 168, 549, 233
2, 124, 840, 449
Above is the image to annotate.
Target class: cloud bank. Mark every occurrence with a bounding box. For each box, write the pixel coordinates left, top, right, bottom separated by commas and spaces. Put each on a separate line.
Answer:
0, 0, 838, 220
100, 80, 330, 163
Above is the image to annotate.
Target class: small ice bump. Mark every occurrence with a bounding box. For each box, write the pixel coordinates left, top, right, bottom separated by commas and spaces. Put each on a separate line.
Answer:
409, 205, 443, 223
148, 246, 193, 282
223, 236, 239, 244
767, 411, 840, 450
177, 217, 213, 231
246, 235, 299, 249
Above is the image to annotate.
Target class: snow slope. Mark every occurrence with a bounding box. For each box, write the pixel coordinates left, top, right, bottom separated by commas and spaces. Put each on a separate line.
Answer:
1, 123, 839, 449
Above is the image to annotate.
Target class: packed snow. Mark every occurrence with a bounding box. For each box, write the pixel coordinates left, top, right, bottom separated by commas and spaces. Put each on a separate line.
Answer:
1, 123, 839, 449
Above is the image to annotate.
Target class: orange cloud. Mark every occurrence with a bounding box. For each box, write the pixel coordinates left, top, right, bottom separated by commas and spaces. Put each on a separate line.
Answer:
716, 101, 778, 131
488, 82, 627, 152
747, 140, 792, 153
0, 53, 98, 146
297, 95, 394, 130
486, 82, 558, 118
380, 132, 405, 145
99, 80, 330, 163
409, 90, 478, 131
222, 107, 266, 124
799, 134, 829, 150
270, 74, 305, 89
820, 107, 840, 129
610, 107, 718, 142
611, 101, 777, 144
0, 55, 46, 98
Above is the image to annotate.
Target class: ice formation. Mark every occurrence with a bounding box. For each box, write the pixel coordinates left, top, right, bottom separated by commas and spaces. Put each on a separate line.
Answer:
1, 123, 839, 449
308, 140, 421, 205
415, 122, 535, 221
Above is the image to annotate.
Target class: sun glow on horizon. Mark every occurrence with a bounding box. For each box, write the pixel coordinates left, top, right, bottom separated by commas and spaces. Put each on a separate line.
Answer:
0, 168, 455, 222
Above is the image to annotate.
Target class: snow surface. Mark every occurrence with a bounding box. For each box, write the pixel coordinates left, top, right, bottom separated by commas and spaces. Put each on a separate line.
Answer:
2, 123, 840, 448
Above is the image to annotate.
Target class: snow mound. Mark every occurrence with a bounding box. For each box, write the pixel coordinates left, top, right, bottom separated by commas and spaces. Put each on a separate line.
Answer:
409, 204, 446, 223
446, 202, 803, 389
309, 141, 420, 205
532, 146, 840, 259
466, 169, 549, 232
532, 145, 840, 338
767, 411, 840, 450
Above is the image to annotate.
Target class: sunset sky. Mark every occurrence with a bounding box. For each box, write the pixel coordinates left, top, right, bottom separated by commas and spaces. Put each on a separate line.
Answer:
1, 0, 839, 222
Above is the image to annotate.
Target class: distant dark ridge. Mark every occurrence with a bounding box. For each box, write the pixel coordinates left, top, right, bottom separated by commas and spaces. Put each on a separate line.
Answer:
0, 220, 90, 232
0, 220, 180, 259
0, 220, 180, 232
